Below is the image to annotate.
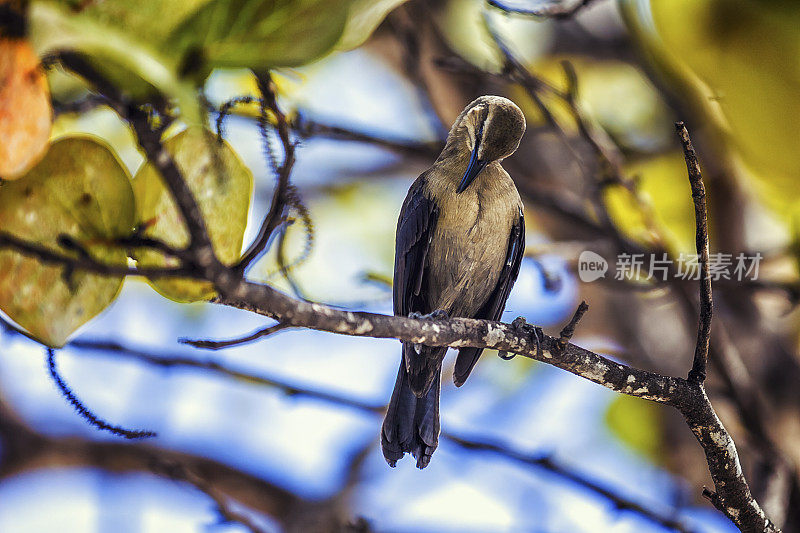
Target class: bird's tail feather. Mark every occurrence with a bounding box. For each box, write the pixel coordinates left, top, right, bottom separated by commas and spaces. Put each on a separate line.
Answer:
453, 347, 485, 387
405, 343, 447, 397
381, 356, 441, 469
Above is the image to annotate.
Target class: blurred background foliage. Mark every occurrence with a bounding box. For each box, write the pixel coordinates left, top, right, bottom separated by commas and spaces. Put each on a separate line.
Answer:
0, 0, 799, 531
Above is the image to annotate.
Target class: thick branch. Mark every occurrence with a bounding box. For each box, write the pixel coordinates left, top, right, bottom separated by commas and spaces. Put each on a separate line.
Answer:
211, 280, 775, 531
216, 284, 679, 403
0, 400, 301, 528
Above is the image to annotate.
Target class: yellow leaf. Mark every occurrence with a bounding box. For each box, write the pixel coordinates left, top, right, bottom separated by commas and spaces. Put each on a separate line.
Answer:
0, 136, 134, 347
133, 128, 253, 302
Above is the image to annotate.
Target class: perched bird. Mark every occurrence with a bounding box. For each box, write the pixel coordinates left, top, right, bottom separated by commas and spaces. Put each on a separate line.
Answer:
381, 95, 527, 468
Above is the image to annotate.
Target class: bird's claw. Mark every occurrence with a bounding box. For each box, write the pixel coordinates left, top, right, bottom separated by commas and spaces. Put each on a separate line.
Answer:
409, 309, 449, 321
533, 325, 543, 359
500, 317, 542, 360
430, 309, 449, 320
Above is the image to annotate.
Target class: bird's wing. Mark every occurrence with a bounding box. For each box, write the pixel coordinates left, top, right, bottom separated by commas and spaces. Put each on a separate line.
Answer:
453, 208, 525, 386
394, 174, 438, 317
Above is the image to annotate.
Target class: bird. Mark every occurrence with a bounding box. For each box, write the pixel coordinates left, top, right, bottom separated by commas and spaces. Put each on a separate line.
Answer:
381, 95, 527, 469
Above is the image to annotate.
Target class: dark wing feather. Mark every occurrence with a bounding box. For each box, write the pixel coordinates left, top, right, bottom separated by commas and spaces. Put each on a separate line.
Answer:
393, 174, 446, 397
393, 174, 438, 317
453, 208, 525, 386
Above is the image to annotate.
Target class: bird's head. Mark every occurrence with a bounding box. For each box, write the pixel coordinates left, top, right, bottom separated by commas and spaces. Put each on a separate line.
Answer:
447, 95, 526, 193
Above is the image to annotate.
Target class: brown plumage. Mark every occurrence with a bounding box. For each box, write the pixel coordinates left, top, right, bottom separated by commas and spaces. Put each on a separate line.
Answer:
381, 96, 526, 468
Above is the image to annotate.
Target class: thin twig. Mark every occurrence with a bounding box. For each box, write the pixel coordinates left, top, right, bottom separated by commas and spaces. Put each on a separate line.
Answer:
179, 322, 290, 350
46, 348, 156, 439
676, 122, 712, 383
0, 231, 198, 279
235, 72, 296, 271
557, 300, 589, 351
66, 337, 384, 413
293, 113, 443, 160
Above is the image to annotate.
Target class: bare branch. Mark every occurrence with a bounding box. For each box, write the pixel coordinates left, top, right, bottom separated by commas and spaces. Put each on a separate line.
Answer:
53, 52, 222, 277
216, 284, 680, 402
293, 113, 443, 160
47, 348, 156, 439
179, 322, 290, 350
236, 72, 295, 271
676, 122, 712, 383
557, 300, 589, 351
66, 337, 385, 413
0, 399, 306, 530
0, 231, 198, 279
447, 434, 696, 532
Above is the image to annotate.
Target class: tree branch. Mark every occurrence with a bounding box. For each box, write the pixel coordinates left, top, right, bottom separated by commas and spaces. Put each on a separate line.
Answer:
0, 399, 303, 530
0, 231, 199, 279
235, 72, 295, 272
53, 52, 221, 278
47, 348, 156, 439
677, 122, 712, 383
178, 322, 290, 350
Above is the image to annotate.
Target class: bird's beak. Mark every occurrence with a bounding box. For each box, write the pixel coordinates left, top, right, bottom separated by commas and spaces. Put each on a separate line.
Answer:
457, 126, 487, 194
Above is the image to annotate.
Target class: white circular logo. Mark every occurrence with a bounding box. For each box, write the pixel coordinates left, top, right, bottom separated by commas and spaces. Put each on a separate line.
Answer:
578, 251, 608, 282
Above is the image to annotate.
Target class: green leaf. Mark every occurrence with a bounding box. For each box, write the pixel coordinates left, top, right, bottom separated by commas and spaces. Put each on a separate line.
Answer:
605, 394, 663, 463
55, 0, 214, 47
336, 0, 408, 51
0, 136, 135, 347
133, 128, 253, 302
168, 0, 354, 71
30, 2, 203, 124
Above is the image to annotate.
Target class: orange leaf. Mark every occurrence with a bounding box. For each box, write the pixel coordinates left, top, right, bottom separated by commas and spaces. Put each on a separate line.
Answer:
0, 38, 52, 179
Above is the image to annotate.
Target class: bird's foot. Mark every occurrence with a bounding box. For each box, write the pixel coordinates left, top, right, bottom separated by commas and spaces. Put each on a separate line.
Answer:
532, 325, 543, 359
409, 309, 449, 321
499, 317, 542, 360
410, 310, 449, 353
